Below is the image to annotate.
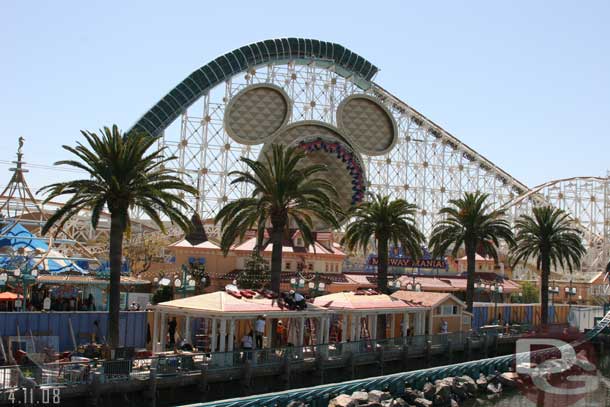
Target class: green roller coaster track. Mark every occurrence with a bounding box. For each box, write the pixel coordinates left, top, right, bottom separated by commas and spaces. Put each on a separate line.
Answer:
190, 309, 610, 407
129, 38, 377, 138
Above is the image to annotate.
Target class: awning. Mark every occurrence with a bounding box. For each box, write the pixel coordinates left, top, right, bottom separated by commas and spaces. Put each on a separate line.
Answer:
155, 290, 328, 318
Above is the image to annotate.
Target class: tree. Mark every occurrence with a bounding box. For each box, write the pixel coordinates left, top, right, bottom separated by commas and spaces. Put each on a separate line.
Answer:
237, 253, 271, 289
39, 125, 197, 349
429, 192, 514, 313
342, 195, 425, 338
215, 145, 341, 346
510, 206, 585, 326
511, 280, 539, 303
342, 194, 425, 293
215, 144, 341, 294
151, 285, 174, 305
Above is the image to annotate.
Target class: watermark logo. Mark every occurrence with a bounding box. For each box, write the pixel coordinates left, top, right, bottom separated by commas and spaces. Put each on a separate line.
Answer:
514, 328, 598, 405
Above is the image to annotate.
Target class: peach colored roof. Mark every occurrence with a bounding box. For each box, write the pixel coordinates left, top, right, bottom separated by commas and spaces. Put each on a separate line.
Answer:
396, 275, 459, 291
156, 290, 326, 317
344, 274, 375, 285
312, 291, 426, 311
391, 290, 465, 308
232, 237, 342, 256
169, 239, 220, 250
195, 240, 221, 250
458, 254, 492, 261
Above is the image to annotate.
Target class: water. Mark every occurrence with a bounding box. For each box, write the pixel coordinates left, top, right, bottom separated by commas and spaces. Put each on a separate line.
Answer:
470, 353, 610, 406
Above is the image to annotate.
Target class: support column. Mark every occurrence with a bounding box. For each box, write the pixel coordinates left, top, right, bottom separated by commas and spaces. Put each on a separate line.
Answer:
355, 315, 362, 341
316, 317, 323, 345
219, 319, 227, 352
342, 314, 348, 343
160, 312, 167, 351
402, 313, 409, 337
185, 316, 191, 345
371, 315, 378, 340
298, 317, 305, 347
152, 310, 160, 353
210, 318, 217, 352
349, 314, 356, 342
228, 319, 235, 352
390, 313, 396, 339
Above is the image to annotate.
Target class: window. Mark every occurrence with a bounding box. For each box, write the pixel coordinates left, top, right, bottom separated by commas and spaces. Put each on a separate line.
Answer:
325, 263, 329, 272
295, 238, 304, 247
440, 305, 458, 315
308, 263, 314, 271
285, 262, 291, 270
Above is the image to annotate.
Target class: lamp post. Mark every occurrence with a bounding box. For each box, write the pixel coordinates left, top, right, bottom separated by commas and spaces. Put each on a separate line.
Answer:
564, 280, 577, 309
290, 277, 305, 291
307, 275, 326, 297
405, 272, 422, 292
0, 268, 38, 311
173, 265, 201, 298
548, 285, 560, 305
387, 279, 401, 293
490, 283, 504, 325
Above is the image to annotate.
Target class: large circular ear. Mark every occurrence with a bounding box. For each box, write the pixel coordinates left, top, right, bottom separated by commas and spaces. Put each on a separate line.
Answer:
336, 94, 398, 155
258, 121, 367, 224
224, 83, 291, 145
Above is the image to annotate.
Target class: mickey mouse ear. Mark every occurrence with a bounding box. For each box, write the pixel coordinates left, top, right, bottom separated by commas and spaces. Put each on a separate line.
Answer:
336, 94, 398, 156
224, 83, 291, 145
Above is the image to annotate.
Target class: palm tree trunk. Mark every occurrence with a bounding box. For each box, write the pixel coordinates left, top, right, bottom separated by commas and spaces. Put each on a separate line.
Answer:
377, 236, 389, 294
540, 253, 550, 328
377, 236, 389, 339
107, 212, 124, 351
270, 223, 284, 348
270, 226, 284, 295
465, 241, 476, 313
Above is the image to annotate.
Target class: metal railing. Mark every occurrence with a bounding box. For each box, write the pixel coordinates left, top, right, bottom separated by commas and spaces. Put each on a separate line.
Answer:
0, 331, 484, 391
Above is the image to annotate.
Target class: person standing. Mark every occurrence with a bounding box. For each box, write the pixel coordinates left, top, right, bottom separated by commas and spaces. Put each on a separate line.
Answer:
168, 317, 177, 348
254, 316, 265, 349
276, 320, 286, 347
241, 331, 253, 361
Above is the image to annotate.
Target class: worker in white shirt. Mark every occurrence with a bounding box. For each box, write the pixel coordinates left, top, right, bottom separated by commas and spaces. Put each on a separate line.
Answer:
254, 315, 265, 349
241, 330, 253, 361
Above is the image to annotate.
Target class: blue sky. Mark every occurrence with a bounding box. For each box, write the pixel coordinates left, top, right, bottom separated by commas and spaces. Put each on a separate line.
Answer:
1, 1, 608, 194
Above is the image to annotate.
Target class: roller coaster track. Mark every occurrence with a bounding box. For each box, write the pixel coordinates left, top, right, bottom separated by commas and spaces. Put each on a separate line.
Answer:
192, 309, 610, 407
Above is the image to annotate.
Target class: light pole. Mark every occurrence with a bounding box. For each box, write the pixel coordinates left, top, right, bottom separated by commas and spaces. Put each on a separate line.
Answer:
387, 279, 402, 293
405, 272, 421, 292
0, 268, 38, 311
548, 285, 560, 305
307, 275, 326, 297
564, 280, 577, 308
490, 283, 504, 325
290, 277, 305, 291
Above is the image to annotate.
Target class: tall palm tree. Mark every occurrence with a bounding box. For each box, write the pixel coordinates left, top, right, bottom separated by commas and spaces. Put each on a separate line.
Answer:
510, 206, 585, 326
429, 192, 514, 312
215, 144, 341, 295
39, 125, 197, 349
342, 194, 424, 339
342, 194, 425, 294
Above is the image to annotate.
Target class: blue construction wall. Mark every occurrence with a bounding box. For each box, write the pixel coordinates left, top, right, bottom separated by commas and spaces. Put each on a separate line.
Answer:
0, 311, 147, 351
472, 304, 566, 330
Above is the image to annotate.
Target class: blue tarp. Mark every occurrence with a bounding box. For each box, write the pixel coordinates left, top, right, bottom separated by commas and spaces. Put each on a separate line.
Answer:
0, 223, 86, 274
0, 311, 147, 351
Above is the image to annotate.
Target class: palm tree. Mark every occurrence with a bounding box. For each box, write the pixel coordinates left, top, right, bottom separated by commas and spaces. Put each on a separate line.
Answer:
429, 192, 514, 312
215, 144, 341, 295
342, 194, 424, 339
39, 125, 197, 349
510, 206, 585, 326
342, 194, 425, 294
